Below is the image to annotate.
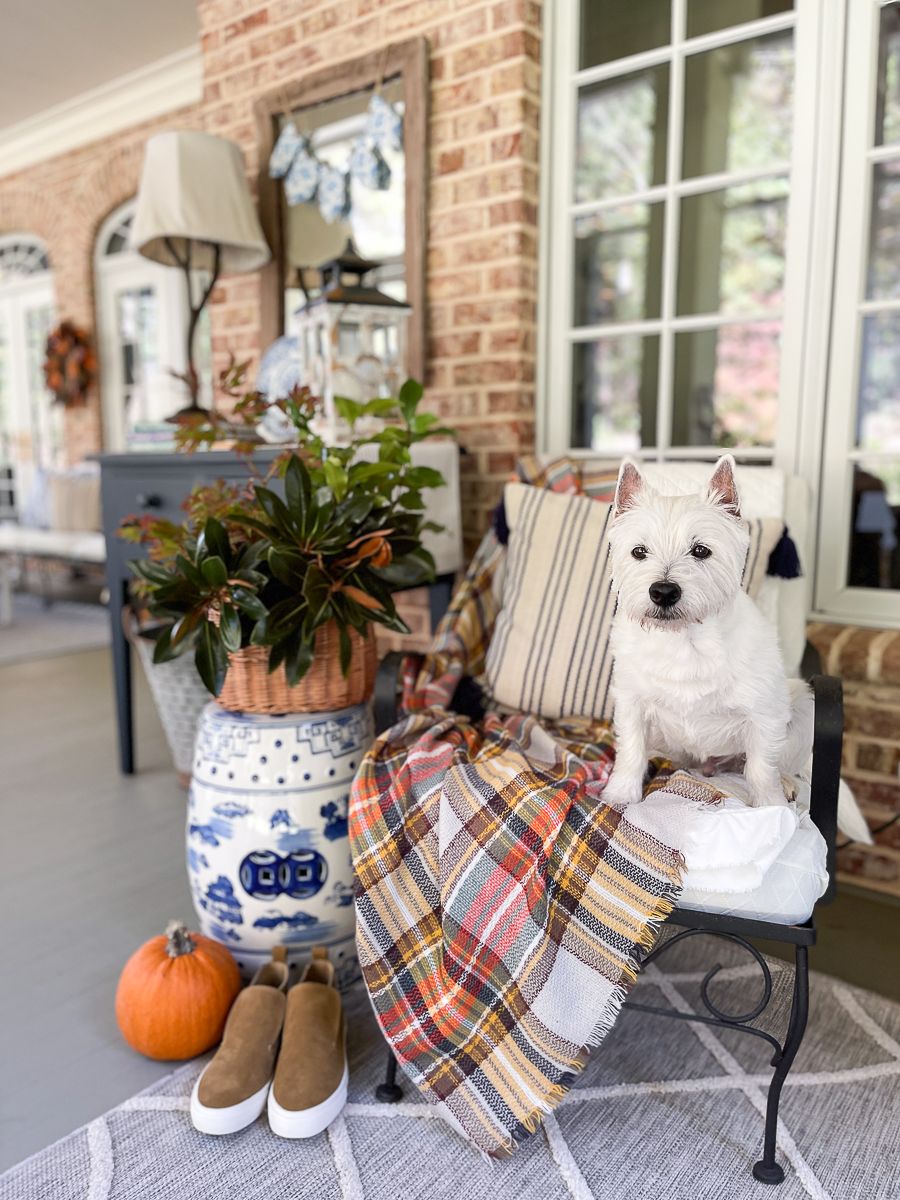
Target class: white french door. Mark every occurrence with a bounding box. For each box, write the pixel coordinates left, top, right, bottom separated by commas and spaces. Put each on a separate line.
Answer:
0, 271, 60, 510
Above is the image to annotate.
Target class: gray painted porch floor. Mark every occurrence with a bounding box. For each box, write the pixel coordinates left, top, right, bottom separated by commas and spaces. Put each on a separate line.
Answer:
0, 643, 899, 1175
0, 647, 194, 1172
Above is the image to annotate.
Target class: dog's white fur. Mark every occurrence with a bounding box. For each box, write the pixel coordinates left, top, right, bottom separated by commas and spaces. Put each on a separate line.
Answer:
603, 455, 813, 809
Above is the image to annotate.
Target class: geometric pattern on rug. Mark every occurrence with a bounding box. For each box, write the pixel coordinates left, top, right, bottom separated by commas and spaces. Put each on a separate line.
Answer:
3, 941, 899, 1200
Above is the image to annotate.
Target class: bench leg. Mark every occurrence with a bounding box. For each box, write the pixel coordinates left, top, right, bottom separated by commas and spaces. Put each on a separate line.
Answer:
376, 1050, 403, 1103
752, 944, 810, 1184
0, 554, 12, 626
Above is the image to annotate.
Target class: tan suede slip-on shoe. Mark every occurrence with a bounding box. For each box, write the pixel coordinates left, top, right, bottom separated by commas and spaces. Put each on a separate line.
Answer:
267, 946, 348, 1138
190, 950, 289, 1135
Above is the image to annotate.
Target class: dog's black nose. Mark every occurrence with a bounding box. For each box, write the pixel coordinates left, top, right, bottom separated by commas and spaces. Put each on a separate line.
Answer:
649, 580, 681, 608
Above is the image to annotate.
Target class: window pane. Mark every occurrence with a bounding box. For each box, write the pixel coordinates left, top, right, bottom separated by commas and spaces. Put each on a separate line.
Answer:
848, 462, 900, 590
682, 31, 793, 179
580, 0, 671, 71
574, 202, 664, 325
677, 177, 787, 316
857, 312, 900, 452
866, 160, 900, 300
576, 66, 669, 202
875, 1, 900, 147
572, 335, 659, 450
686, 0, 792, 40
672, 321, 780, 447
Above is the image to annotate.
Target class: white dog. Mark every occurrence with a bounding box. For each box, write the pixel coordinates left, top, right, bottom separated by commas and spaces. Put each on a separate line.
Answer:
603, 455, 813, 809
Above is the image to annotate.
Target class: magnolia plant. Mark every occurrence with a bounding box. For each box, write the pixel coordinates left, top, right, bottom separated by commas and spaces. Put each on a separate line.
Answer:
121, 371, 454, 696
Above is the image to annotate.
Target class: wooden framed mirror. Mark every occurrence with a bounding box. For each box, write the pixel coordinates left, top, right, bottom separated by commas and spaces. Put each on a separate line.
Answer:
254, 37, 428, 385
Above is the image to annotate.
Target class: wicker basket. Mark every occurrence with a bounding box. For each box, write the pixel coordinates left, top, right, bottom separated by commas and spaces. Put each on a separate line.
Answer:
215, 622, 377, 714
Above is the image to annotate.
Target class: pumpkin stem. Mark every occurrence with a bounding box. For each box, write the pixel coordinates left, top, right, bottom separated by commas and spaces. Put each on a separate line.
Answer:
165, 920, 196, 958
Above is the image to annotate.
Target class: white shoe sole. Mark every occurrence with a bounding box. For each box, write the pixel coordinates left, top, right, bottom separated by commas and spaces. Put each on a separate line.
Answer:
267, 1061, 349, 1138
190, 1067, 271, 1135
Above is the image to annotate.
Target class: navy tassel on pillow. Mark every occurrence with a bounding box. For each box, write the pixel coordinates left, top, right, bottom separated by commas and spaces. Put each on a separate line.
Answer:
492, 497, 510, 546
767, 527, 802, 579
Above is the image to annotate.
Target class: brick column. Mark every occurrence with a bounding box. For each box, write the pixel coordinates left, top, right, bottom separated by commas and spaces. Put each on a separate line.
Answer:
807, 622, 900, 898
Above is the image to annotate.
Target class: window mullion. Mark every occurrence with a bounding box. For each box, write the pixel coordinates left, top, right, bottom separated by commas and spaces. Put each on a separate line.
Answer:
656, 0, 686, 462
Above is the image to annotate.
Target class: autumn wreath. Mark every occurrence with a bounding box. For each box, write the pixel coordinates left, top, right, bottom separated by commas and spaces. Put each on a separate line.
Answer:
43, 321, 96, 406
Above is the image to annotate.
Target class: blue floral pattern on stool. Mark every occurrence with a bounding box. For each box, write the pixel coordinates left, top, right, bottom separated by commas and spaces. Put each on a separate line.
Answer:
187, 702, 372, 986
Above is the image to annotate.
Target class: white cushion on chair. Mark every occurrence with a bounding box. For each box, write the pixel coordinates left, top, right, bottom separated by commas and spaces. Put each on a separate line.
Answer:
677, 816, 828, 925
621, 772, 829, 925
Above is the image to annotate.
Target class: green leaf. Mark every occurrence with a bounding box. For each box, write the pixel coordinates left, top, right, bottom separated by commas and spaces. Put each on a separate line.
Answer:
195, 621, 229, 696
232, 587, 268, 620
334, 493, 375, 528
398, 377, 423, 424
264, 596, 310, 641
219, 603, 242, 653
283, 454, 310, 527
348, 461, 396, 483
398, 491, 424, 510
175, 554, 204, 588
283, 635, 316, 687
201, 555, 228, 587
323, 458, 349, 502
255, 486, 296, 541
362, 397, 398, 416
403, 466, 445, 490
170, 609, 202, 648
151, 624, 178, 663
410, 412, 439, 434
203, 517, 231, 564
129, 559, 175, 586
334, 395, 365, 426
337, 621, 352, 678
268, 547, 307, 586
373, 547, 436, 587
303, 564, 330, 612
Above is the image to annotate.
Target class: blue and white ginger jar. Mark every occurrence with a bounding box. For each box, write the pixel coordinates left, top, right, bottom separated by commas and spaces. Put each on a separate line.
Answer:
187, 701, 372, 989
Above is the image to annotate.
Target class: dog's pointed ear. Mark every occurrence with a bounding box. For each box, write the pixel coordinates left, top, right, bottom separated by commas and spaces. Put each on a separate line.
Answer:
706, 455, 741, 518
614, 460, 644, 517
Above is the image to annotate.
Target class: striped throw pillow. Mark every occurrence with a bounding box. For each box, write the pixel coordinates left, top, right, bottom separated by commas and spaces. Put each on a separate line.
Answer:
485, 483, 785, 722
485, 484, 617, 721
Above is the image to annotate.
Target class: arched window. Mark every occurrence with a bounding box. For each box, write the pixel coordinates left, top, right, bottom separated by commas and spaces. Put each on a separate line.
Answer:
94, 200, 212, 452
0, 233, 61, 511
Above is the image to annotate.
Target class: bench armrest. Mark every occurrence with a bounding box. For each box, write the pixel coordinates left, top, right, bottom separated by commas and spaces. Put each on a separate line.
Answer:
809, 674, 843, 906
374, 652, 421, 736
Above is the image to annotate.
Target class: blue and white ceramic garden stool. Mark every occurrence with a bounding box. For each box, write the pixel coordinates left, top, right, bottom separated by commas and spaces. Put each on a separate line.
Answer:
187, 700, 373, 989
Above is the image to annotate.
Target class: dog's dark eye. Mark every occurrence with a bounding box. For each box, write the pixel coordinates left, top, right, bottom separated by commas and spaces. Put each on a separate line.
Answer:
631, 546, 648, 560
690, 544, 711, 560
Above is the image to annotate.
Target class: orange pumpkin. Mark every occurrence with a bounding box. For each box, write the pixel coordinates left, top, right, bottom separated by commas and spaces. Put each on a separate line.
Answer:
115, 920, 242, 1060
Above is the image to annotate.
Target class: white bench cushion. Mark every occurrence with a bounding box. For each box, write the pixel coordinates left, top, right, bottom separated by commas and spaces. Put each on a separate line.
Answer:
620, 772, 828, 925
0, 526, 106, 563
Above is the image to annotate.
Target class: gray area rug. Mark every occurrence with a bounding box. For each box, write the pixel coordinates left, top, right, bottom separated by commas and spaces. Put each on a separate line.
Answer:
3, 937, 899, 1200
0, 593, 110, 665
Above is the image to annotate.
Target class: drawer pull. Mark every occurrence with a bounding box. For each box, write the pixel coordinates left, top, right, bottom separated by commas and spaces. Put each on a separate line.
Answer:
136, 492, 163, 509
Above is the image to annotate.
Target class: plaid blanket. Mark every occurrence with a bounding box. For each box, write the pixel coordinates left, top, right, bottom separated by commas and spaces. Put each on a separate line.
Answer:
349, 462, 685, 1157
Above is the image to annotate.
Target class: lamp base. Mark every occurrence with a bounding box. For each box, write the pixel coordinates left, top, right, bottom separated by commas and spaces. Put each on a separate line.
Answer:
165, 404, 208, 425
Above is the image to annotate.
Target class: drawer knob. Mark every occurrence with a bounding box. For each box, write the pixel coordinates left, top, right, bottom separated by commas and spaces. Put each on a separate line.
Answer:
136, 492, 163, 509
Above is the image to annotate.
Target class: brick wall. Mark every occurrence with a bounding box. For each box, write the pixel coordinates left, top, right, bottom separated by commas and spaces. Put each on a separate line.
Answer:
198, 0, 542, 554
807, 623, 900, 898
0, 2, 541, 550
0, 104, 205, 465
